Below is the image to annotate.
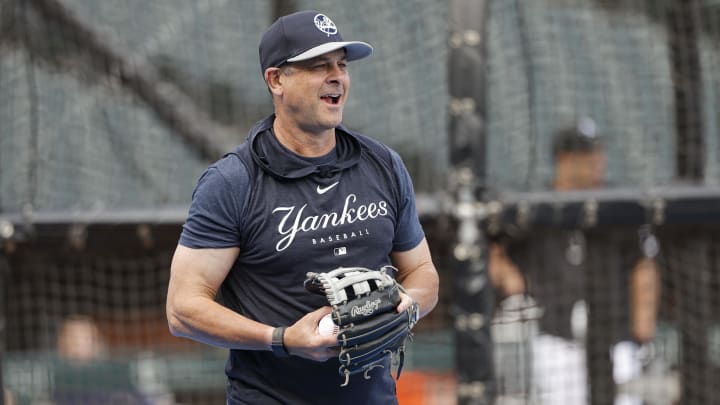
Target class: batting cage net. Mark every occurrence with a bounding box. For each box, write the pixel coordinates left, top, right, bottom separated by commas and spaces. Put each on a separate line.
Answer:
0, 0, 449, 215
0, 0, 452, 404
452, 0, 720, 404
2, 0, 720, 404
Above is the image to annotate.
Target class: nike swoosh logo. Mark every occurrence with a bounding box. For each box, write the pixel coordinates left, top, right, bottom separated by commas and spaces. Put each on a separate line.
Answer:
316, 181, 340, 195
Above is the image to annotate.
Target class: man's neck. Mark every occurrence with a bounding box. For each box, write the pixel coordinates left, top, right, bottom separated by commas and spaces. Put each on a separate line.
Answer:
272, 117, 336, 157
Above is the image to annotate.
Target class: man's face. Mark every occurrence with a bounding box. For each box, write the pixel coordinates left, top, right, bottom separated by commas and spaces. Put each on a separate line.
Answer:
57, 318, 103, 362
554, 148, 607, 190
273, 49, 350, 133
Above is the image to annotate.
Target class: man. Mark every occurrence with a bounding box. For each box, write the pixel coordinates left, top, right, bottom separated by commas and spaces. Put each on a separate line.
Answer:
166, 10, 439, 404
489, 119, 607, 332
489, 119, 660, 404
53, 316, 156, 404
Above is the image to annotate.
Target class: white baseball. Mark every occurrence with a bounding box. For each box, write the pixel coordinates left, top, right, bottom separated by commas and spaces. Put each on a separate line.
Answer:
317, 313, 339, 336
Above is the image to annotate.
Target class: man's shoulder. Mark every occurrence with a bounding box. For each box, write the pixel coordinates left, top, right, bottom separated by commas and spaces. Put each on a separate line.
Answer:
339, 125, 397, 164
207, 142, 253, 184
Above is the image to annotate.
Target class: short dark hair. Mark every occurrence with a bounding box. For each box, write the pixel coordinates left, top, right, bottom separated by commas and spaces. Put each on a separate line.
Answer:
552, 118, 603, 157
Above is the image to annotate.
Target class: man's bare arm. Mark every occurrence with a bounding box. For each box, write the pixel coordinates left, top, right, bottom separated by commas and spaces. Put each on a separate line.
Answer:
391, 237, 440, 319
166, 245, 274, 349
166, 245, 337, 359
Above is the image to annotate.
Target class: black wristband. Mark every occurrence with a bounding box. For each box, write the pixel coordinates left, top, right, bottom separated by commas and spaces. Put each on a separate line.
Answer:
271, 326, 289, 357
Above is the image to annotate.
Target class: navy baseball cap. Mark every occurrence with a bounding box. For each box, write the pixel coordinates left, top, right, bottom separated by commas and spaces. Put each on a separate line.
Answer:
259, 11, 373, 73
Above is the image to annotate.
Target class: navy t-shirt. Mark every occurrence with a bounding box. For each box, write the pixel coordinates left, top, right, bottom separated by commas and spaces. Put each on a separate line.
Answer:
179, 115, 425, 404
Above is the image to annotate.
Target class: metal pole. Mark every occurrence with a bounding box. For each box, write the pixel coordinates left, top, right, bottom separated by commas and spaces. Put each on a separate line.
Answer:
0, 253, 8, 405
448, 0, 494, 403
452, 170, 496, 405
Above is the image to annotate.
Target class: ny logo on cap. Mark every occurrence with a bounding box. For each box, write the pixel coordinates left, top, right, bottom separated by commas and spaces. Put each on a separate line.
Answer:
314, 14, 337, 36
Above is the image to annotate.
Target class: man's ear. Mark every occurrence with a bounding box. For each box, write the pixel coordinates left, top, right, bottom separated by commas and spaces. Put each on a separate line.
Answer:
264, 68, 283, 95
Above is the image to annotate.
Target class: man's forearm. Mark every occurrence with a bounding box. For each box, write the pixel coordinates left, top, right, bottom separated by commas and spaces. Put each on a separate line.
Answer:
400, 265, 439, 319
167, 294, 273, 350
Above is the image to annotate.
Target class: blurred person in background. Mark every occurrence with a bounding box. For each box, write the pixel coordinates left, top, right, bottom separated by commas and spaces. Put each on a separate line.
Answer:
488, 118, 661, 404
53, 315, 157, 405
4, 388, 17, 405
56, 315, 106, 363
166, 10, 439, 405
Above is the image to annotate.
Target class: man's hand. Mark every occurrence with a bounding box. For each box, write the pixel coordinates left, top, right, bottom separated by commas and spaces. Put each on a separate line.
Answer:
282, 306, 341, 361
396, 291, 416, 314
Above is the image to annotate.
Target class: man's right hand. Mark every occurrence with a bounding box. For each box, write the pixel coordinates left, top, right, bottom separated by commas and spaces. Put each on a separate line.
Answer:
282, 306, 340, 361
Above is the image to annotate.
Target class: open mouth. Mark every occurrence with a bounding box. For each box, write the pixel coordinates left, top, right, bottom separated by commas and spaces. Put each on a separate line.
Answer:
321, 94, 341, 105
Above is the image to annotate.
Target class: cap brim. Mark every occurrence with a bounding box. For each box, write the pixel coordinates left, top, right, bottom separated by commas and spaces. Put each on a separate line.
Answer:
286, 41, 373, 63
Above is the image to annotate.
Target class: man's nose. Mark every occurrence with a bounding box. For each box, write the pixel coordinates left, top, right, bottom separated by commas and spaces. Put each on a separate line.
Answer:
327, 64, 345, 81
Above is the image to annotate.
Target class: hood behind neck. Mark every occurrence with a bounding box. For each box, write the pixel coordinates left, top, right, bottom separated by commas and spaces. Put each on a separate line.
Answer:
247, 115, 362, 180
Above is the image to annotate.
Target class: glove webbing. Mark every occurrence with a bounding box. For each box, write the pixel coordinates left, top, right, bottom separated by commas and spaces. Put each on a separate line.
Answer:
305, 267, 395, 305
